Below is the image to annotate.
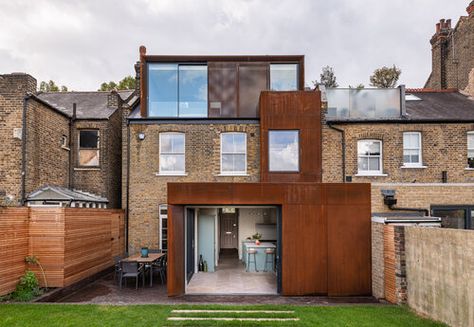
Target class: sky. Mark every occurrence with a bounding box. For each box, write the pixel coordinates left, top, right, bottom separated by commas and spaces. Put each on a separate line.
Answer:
0, 0, 469, 91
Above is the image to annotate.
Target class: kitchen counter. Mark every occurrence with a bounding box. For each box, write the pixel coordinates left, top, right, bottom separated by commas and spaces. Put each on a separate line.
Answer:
241, 241, 276, 272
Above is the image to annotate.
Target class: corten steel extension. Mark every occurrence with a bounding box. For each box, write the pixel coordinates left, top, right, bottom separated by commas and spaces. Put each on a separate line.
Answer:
166, 182, 371, 297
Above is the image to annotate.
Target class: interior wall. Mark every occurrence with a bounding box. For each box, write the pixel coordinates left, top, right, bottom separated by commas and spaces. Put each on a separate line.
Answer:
238, 208, 276, 259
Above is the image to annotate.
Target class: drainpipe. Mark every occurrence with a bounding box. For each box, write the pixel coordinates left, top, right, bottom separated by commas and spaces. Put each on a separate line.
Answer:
387, 205, 429, 217
20, 96, 29, 205
68, 103, 77, 189
125, 121, 131, 252
327, 123, 345, 183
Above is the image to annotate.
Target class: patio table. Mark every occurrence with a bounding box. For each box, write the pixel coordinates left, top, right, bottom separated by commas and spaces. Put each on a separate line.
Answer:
122, 253, 165, 287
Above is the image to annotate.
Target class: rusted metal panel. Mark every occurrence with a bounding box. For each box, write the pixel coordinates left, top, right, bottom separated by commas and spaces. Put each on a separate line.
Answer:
260, 91, 322, 183
167, 204, 185, 296
166, 182, 371, 297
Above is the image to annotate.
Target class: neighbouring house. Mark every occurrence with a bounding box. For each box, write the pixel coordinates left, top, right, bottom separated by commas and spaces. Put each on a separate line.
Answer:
322, 86, 474, 229
124, 46, 372, 297
0, 73, 131, 208
425, 1, 474, 91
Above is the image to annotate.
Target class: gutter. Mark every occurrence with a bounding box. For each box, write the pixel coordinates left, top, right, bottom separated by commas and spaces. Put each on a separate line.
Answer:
327, 123, 345, 183
326, 118, 474, 124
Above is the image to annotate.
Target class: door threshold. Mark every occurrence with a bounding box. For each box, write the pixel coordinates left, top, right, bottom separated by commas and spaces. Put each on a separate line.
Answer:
185, 292, 279, 296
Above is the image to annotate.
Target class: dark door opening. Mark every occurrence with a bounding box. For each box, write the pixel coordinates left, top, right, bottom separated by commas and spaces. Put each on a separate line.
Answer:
220, 209, 238, 249
186, 208, 195, 283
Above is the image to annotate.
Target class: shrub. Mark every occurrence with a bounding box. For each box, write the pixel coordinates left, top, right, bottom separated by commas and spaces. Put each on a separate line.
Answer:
12, 270, 41, 302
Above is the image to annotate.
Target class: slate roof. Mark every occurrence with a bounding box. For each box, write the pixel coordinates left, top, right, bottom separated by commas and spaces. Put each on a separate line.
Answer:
35, 90, 133, 119
26, 185, 108, 203
404, 90, 474, 121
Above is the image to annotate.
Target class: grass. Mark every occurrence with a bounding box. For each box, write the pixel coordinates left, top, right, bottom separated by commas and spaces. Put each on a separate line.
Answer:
0, 304, 446, 327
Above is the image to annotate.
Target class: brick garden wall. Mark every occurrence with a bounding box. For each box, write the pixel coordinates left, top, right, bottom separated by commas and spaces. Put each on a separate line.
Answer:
127, 122, 260, 253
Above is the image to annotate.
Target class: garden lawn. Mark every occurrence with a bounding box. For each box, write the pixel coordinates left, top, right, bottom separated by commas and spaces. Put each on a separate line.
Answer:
0, 304, 446, 327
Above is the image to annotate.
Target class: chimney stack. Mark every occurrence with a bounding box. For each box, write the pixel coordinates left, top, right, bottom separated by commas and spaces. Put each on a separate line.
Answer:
431, 18, 452, 45
468, 1, 474, 15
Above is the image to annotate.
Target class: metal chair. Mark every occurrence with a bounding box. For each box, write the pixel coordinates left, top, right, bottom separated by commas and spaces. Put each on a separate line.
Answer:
119, 261, 145, 290
152, 254, 167, 284
264, 248, 275, 272
113, 255, 122, 282
246, 248, 258, 272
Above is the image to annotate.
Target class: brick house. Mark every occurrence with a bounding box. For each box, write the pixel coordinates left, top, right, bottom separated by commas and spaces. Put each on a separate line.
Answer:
322, 86, 474, 229
425, 1, 474, 91
124, 47, 372, 297
0, 73, 130, 208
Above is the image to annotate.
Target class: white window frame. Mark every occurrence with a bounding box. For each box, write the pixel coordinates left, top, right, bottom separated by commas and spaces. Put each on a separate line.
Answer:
357, 139, 384, 176
159, 132, 186, 175
220, 132, 247, 175
78, 129, 100, 167
468, 131, 474, 169
159, 204, 168, 252
402, 132, 423, 167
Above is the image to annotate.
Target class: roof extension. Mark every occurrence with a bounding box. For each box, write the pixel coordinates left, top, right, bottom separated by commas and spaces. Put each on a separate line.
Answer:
26, 185, 108, 203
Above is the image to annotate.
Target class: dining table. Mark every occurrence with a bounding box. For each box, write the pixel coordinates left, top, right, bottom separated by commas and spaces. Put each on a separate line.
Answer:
122, 253, 165, 287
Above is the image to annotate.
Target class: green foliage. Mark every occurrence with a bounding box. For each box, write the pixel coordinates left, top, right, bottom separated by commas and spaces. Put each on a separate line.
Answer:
12, 270, 41, 302
39, 80, 68, 92
98, 75, 135, 91
370, 65, 402, 88
313, 66, 339, 88
25, 255, 47, 289
349, 83, 365, 89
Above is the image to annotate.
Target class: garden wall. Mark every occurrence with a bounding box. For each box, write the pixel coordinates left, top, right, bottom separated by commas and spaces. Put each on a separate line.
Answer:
0, 207, 125, 296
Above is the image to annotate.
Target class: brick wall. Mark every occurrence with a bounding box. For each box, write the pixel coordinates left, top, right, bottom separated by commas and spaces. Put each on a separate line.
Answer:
0, 73, 36, 206
72, 113, 122, 208
371, 221, 384, 299
127, 122, 260, 253
24, 99, 70, 195
426, 10, 474, 90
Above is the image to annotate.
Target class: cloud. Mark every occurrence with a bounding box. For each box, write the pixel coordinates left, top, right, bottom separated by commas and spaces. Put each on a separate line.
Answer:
0, 0, 468, 90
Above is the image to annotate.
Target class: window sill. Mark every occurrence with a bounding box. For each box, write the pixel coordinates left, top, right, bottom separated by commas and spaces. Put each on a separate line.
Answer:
74, 167, 100, 171
155, 172, 188, 177
61, 146, 70, 151
400, 165, 427, 169
464, 168, 474, 171
354, 173, 388, 177
217, 173, 250, 177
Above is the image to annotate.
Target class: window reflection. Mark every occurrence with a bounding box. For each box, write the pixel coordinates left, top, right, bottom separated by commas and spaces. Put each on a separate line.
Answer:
269, 130, 299, 172
148, 64, 207, 117
270, 64, 298, 91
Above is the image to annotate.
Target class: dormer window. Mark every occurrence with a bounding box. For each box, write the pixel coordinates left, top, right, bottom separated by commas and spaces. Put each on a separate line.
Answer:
147, 64, 207, 118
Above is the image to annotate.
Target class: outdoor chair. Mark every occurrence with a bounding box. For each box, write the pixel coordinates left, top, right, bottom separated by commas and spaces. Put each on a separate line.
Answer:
152, 254, 167, 284
113, 255, 122, 282
119, 261, 145, 290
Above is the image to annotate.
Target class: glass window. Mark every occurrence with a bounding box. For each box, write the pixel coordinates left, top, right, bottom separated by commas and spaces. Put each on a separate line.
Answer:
178, 65, 208, 117
221, 133, 246, 174
270, 64, 298, 91
78, 130, 99, 167
148, 63, 207, 118
468, 132, 474, 168
432, 208, 467, 229
269, 130, 299, 172
357, 140, 382, 175
403, 132, 422, 166
148, 64, 178, 117
159, 133, 185, 174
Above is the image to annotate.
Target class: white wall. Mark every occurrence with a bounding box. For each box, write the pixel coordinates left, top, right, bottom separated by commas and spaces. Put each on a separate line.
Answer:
238, 208, 276, 259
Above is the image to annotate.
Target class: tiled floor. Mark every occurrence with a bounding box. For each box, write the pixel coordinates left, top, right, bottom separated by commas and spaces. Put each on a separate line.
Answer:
186, 250, 277, 295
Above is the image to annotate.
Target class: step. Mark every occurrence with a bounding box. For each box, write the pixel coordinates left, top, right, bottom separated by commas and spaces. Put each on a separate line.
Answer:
171, 309, 294, 314
167, 317, 300, 322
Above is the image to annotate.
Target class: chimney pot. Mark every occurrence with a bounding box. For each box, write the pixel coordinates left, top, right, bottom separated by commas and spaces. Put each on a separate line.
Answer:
436, 22, 440, 33
139, 45, 146, 57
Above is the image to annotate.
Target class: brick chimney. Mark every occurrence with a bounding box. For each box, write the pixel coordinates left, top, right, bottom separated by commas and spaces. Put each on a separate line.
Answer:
107, 90, 120, 109
463, 68, 474, 97
428, 19, 453, 89
139, 45, 147, 118
467, 1, 474, 15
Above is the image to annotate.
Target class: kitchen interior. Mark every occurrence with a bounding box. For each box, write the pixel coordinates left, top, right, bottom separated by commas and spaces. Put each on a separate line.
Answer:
185, 206, 279, 294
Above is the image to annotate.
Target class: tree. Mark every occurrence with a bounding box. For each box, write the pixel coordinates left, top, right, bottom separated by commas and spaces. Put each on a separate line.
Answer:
39, 80, 68, 92
313, 66, 338, 88
349, 83, 365, 89
369, 65, 401, 88
98, 75, 135, 91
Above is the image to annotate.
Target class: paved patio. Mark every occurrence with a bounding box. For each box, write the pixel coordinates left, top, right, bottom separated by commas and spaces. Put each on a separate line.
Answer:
41, 273, 379, 305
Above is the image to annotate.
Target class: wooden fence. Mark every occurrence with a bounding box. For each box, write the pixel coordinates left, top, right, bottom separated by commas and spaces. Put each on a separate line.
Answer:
0, 207, 125, 296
